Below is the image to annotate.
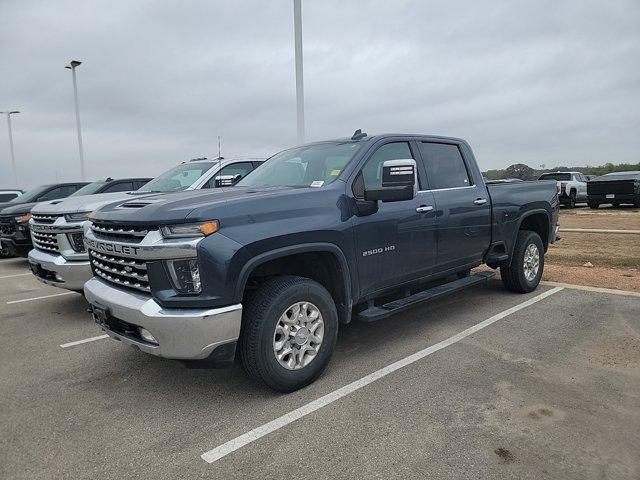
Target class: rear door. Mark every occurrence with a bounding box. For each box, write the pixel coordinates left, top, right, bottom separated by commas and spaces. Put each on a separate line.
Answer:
351, 140, 438, 296
417, 141, 491, 273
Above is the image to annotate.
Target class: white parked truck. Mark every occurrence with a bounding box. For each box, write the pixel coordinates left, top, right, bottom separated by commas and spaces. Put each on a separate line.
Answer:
28, 157, 264, 292
537, 171, 588, 208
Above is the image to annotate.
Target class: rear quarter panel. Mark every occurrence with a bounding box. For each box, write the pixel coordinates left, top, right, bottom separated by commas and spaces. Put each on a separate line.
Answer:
487, 180, 558, 257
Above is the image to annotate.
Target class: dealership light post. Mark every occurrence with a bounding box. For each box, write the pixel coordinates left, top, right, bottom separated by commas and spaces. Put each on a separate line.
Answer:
65, 60, 86, 181
293, 0, 305, 144
1, 110, 19, 187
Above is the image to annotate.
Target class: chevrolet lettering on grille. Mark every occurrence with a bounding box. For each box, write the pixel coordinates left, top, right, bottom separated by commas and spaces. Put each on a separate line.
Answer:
85, 238, 140, 256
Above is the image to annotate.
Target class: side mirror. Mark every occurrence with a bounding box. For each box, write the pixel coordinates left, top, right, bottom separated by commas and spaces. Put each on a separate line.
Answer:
214, 174, 242, 188
364, 159, 417, 202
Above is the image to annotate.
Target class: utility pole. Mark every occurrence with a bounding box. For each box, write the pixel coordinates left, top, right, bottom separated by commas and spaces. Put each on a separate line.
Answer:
293, 0, 305, 144
65, 60, 86, 180
1, 110, 19, 187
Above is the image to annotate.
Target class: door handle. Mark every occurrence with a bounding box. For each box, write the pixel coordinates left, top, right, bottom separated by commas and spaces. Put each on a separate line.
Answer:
416, 205, 434, 213
473, 198, 487, 205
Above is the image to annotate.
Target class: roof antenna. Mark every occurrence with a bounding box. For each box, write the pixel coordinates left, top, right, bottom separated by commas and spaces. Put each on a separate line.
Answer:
351, 129, 367, 140
218, 135, 222, 159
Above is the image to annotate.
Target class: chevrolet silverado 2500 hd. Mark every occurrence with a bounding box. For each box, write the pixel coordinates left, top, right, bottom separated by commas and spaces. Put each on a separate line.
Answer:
28, 158, 263, 291
84, 132, 559, 392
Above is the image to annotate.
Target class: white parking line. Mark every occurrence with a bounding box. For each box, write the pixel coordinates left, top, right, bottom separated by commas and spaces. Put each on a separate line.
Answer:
6, 291, 76, 304
0, 273, 31, 279
200, 286, 564, 463
60, 334, 109, 348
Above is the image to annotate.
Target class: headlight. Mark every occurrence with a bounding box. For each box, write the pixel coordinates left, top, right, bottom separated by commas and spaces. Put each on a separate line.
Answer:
64, 211, 92, 222
15, 213, 31, 224
166, 258, 201, 294
160, 220, 219, 239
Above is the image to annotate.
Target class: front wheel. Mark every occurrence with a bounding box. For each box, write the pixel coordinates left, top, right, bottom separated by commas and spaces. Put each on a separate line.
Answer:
568, 191, 576, 208
239, 276, 338, 392
500, 231, 544, 293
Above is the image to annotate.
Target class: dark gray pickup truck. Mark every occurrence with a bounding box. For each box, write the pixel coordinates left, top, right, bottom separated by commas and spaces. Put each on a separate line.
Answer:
84, 132, 559, 391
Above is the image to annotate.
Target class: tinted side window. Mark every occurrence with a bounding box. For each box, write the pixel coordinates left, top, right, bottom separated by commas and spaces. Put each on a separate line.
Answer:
204, 162, 255, 188
103, 182, 133, 193
419, 142, 471, 189
360, 142, 416, 191
0, 193, 19, 202
38, 185, 77, 201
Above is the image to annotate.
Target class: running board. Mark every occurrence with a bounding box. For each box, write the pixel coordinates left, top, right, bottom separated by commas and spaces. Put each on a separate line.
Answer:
356, 271, 495, 323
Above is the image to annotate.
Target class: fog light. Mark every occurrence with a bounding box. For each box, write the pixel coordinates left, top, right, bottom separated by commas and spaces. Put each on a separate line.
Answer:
55, 274, 64, 282
139, 327, 158, 344
166, 258, 201, 294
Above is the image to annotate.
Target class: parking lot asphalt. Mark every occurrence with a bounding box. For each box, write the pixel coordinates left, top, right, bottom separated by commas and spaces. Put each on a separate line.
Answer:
1, 258, 639, 479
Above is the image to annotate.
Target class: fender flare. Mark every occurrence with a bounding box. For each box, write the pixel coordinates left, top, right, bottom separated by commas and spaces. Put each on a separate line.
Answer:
235, 242, 353, 320
512, 208, 552, 257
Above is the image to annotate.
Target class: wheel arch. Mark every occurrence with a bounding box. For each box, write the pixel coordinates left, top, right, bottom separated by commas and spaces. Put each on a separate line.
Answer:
512, 209, 551, 257
236, 243, 353, 323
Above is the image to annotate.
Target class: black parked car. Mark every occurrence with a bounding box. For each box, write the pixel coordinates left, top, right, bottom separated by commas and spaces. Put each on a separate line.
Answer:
587, 171, 640, 209
0, 182, 88, 257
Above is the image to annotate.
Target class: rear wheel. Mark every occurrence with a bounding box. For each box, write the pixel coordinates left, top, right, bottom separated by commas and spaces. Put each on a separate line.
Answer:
239, 275, 338, 392
500, 231, 544, 293
0, 247, 12, 258
588, 203, 599, 209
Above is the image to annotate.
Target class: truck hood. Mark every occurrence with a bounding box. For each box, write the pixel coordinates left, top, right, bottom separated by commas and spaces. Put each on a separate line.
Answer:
90, 186, 311, 224
0, 202, 38, 215
30, 192, 142, 215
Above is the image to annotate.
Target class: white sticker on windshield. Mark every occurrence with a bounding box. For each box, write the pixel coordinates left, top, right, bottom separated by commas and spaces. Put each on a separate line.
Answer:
310, 181, 324, 187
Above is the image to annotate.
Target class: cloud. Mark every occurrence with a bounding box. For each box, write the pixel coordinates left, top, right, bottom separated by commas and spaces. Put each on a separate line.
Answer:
1, 0, 639, 188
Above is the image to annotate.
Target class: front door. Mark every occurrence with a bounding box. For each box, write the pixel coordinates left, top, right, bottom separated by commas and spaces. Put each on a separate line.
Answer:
351, 141, 438, 296
416, 141, 491, 273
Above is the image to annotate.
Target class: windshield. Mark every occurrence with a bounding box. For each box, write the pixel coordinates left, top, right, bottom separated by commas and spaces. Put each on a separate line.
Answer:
70, 182, 106, 197
539, 173, 571, 181
237, 142, 361, 188
138, 162, 215, 192
8, 185, 51, 203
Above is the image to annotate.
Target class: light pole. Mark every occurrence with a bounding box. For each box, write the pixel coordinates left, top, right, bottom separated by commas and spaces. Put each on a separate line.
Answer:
0, 110, 19, 187
293, 0, 305, 144
65, 60, 85, 180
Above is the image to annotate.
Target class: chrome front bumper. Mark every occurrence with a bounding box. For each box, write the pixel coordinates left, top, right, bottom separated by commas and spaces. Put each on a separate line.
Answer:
28, 248, 92, 292
84, 277, 242, 360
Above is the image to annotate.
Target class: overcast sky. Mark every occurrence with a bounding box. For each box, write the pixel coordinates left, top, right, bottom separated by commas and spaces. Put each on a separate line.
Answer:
1, 0, 639, 189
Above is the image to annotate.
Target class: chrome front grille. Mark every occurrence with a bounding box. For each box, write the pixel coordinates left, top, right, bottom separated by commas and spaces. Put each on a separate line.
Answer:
31, 213, 62, 224
89, 249, 150, 292
90, 221, 149, 243
32, 231, 59, 252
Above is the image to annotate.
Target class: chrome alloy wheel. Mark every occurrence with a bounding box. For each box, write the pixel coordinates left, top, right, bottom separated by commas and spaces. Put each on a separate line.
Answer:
273, 301, 324, 370
523, 243, 540, 282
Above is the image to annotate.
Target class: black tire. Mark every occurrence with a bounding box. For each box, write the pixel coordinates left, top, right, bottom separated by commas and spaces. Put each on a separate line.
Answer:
612, 202, 621, 208
0, 247, 12, 258
239, 275, 338, 392
568, 191, 576, 208
500, 230, 544, 293
588, 203, 599, 209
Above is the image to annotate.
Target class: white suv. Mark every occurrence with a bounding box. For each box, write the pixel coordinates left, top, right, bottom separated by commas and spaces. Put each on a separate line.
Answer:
538, 171, 588, 208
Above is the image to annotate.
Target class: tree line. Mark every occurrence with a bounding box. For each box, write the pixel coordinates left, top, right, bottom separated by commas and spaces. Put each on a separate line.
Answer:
482, 162, 640, 181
